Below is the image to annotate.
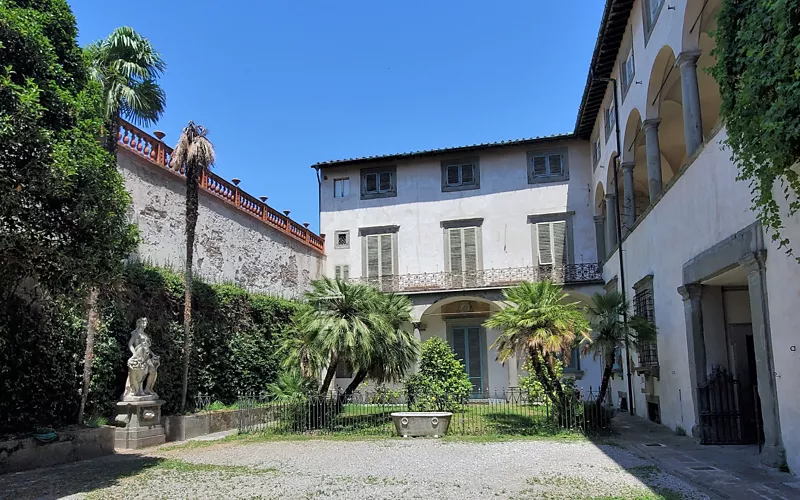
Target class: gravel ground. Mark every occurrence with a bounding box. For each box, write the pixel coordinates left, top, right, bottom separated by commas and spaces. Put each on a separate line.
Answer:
0, 438, 709, 499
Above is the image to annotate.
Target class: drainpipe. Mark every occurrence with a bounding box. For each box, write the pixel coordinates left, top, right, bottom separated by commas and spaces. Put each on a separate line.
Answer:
591, 73, 635, 415
314, 166, 322, 234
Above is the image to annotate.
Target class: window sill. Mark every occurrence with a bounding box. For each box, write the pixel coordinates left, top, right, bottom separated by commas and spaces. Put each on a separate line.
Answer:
360, 191, 397, 200
442, 183, 480, 193
528, 175, 569, 185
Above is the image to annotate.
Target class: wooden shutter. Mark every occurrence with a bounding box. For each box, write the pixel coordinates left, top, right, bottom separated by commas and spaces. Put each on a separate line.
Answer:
461, 164, 474, 184
342, 265, 349, 280
532, 156, 547, 177
380, 234, 393, 276
537, 222, 553, 264
549, 154, 563, 176
448, 228, 463, 273
463, 227, 478, 272
552, 221, 567, 265
447, 165, 460, 185
334, 265, 342, 279
366, 235, 380, 277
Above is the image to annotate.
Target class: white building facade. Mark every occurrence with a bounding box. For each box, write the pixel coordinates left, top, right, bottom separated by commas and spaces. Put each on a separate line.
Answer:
579, 0, 799, 472
316, 138, 605, 397
313, 0, 800, 474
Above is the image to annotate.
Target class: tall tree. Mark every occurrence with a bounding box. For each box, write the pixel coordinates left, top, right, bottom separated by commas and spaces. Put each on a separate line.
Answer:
583, 291, 656, 409
85, 26, 166, 153
343, 292, 419, 395
171, 121, 215, 413
1, 0, 137, 426
484, 281, 590, 407
76, 26, 165, 423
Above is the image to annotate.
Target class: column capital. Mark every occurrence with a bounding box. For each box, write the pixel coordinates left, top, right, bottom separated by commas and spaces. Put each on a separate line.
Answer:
604, 192, 616, 201
411, 321, 425, 331
621, 161, 636, 172
594, 214, 606, 222
677, 283, 702, 301
643, 118, 661, 130
738, 251, 767, 274
676, 50, 702, 68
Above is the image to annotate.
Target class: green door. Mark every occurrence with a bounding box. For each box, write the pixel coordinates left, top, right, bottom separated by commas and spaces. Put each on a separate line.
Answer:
450, 326, 483, 397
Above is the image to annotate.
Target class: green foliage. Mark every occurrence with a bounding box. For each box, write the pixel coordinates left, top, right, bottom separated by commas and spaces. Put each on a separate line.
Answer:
406, 337, 472, 412
0, 264, 299, 433
266, 371, 316, 402
712, 0, 800, 256
518, 355, 573, 401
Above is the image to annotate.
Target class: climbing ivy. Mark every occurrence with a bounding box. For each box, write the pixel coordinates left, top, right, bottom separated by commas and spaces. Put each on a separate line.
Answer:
711, 0, 800, 258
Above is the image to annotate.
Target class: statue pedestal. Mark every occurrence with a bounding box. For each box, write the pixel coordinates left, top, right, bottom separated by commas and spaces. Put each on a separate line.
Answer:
114, 399, 166, 449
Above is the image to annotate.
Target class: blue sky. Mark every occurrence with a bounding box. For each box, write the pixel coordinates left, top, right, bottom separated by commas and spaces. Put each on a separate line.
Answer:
69, 1, 604, 232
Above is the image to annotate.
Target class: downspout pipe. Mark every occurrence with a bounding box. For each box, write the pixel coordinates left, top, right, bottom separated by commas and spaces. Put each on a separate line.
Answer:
591, 72, 635, 415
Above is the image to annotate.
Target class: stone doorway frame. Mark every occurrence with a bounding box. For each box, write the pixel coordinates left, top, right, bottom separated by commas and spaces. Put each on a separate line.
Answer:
677, 222, 784, 466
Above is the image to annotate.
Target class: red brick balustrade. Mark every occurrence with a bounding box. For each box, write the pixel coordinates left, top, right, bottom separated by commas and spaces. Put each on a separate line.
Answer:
117, 120, 325, 253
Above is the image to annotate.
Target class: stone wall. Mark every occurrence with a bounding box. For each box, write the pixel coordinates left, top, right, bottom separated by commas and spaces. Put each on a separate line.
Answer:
118, 150, 324, 298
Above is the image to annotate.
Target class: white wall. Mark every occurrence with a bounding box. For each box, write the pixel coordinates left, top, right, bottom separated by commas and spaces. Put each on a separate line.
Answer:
119, 151, 324, 297
320, 139, 598, 278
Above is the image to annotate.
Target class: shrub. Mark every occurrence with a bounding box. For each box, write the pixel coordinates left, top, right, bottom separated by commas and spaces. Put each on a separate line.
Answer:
517, 355, 575, 404
406, 337, 472, 412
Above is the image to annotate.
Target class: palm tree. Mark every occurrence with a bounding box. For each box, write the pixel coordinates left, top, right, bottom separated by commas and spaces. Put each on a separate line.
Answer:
484, 281, 590, 406
171, 122, 215, 413
298, 278, 388, 394
86, 26, 166, 153
77, 27, 165, 424
343, 292, 419, 395
584, 291, 656, 409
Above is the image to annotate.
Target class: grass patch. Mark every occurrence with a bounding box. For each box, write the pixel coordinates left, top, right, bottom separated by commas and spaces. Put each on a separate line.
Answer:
154, 458, 278, 475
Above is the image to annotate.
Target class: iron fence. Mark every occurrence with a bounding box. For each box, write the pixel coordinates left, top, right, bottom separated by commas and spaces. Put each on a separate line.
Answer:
349, 263, 603, 293
236, 388, 612, 437
194, 393, 214, 412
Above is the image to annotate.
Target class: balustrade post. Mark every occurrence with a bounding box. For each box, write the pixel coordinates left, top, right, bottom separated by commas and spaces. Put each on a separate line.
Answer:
153, 131, 166, 166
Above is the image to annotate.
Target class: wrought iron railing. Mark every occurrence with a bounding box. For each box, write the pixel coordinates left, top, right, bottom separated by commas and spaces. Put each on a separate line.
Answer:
349, 263, 602, 293
236, 387, 611, 436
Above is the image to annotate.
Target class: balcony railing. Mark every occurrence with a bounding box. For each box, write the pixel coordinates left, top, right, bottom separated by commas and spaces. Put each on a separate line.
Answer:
116, 120, 325, 253
349, 263, 602, 293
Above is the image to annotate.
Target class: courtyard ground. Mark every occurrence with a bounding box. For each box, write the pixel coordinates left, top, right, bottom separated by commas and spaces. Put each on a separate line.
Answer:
1, 437, 706, 499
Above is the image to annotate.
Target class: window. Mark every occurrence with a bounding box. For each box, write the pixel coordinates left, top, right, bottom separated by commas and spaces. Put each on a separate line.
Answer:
333, 178, 350, 198
446, 227, 481, 275
442, 158, 479, 191
643, 0, 665, 40
633, 275, 658, 367
360, 166, 396, 199
334, 264, 350, 281
592, 138, 601, 169
527, 148, 569, 183
334, 230, 350, 249
529, 213, 573, 267
604, 104, 617, 142
620, 48, 635, 98
363, 233, 396, 279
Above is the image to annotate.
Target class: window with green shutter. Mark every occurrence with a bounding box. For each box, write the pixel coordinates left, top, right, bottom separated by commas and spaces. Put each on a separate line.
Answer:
536, 220, 568, 265
334, 265, 350, 280
447, 227, 480, 274
365, 233, 394, 278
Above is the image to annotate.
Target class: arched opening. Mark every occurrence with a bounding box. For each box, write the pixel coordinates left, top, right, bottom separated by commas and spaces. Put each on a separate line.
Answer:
594, 182, 607, 260
683, 0, 722, 140
646, 45, 684, 185
621, 109, 650, 231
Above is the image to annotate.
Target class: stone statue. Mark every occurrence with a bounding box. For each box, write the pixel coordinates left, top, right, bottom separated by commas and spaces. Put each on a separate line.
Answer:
122, 317, 160, 401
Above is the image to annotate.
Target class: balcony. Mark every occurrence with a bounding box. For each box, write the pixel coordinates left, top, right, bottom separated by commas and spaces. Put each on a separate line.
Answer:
349, 263, 603, 294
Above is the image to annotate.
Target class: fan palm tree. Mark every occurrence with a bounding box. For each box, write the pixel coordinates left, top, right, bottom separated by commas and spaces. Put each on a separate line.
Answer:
86, 26, 166, 153
293, 278, 389, 394
484, 281, 590, 406
584, 291, 657, 409
77, 27, 165, 424
171, 122, 216, 413
343, 292, 419, 395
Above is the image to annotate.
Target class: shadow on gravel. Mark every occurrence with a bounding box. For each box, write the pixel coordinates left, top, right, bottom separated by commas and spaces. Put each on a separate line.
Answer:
0, 454, 164, 499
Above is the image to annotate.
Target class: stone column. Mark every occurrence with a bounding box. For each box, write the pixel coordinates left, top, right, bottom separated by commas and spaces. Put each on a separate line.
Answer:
677, 284, 705, 438
678, 51, 704, 158
411, 322, 423, 374
594, 215, 607, 261
643, 118, 663, 201
621, 161, 636, 231
739, 252, 786, 466
507, 354, 519, 388
605, 193, 618, 252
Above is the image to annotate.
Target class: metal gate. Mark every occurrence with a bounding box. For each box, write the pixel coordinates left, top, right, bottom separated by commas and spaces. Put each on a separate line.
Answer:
697, 366, 744, 444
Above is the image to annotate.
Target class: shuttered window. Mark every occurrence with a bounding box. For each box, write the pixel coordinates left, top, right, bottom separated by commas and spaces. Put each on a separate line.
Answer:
447, 227, 480, 274
442, 159, 479, 190
536, 221, 567, 265
530, 154, 563, 179
334, 265, 349, 280
365, 234, 394, 278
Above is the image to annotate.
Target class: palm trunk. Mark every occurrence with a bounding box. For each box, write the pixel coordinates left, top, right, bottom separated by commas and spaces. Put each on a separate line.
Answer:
344, 369, 368, 395
528, 348, 558, 404
544, 352, 566, 406
319, 354, 339, 395
597, 362, 615, 410
77, 287, 100, 424
180, 164, 200, 414
104, 115, 119, 157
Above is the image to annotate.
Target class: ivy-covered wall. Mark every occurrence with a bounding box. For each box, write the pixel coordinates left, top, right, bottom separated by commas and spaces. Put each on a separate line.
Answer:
0, 264, 298, 435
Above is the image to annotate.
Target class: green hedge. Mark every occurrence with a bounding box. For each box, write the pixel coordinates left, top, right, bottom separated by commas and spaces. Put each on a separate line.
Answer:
0, 264, 298, 434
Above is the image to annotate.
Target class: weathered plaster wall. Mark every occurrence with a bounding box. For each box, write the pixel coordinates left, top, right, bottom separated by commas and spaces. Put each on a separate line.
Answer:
118, 151, 323, 297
